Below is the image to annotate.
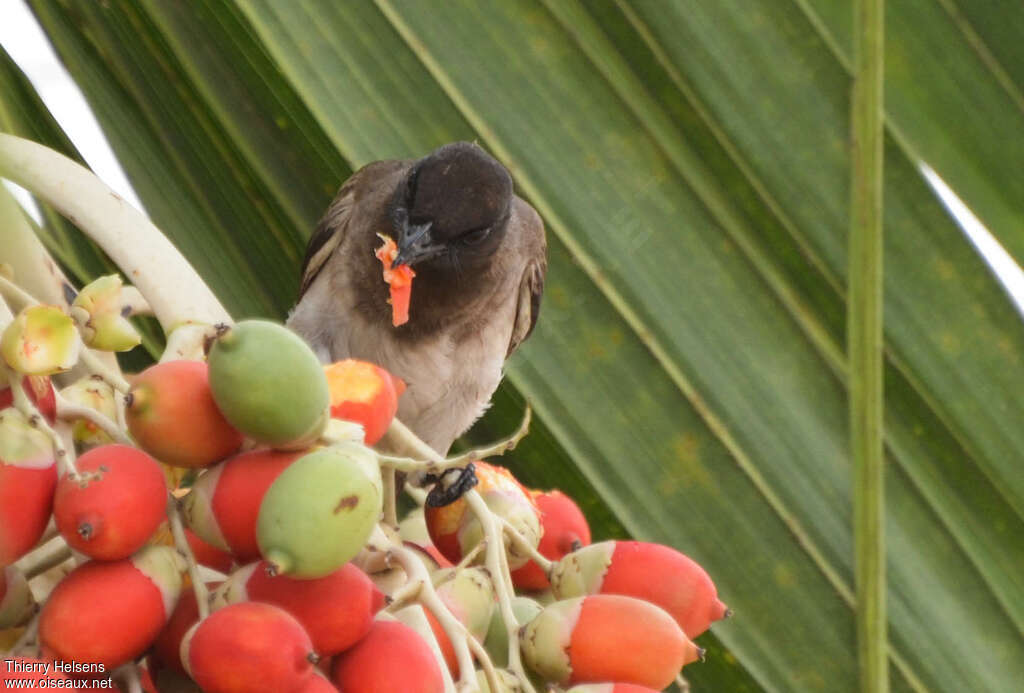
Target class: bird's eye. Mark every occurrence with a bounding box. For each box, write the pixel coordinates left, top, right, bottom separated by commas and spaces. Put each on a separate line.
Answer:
460, 227, 491, 246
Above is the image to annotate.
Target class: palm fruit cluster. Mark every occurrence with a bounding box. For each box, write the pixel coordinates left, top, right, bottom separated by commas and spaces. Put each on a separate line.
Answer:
2, 278, 730, 693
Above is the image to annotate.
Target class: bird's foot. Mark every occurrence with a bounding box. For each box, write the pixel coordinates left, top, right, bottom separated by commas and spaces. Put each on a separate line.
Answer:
425, 463, 479, 507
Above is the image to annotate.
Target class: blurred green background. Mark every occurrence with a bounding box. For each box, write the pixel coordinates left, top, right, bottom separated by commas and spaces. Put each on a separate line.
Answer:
2, 1, 1024, 691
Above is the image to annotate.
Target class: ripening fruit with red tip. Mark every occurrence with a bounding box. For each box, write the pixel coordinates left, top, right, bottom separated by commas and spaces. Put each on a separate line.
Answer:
185, 528, 233, 573
126, 360, 243, 468
39, 546, 184, 674
331, 620, 444, 693
550, 540, 728, 639
425, 461, 540, 570
181, 602, 316, 693
53, 444, 167, 561
324, 359, 401, 445
183, 448, 304, 562
0, 407, 57, 565
520, 595, 701, 689
511, 489, 591, 591
0, 658, 78, 690
0, 564, 35, 627
565, 685, 661, 693
214, 561, 384, 655
0, 375, 56, 421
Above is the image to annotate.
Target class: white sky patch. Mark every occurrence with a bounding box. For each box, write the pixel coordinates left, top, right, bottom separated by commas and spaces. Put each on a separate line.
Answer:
0, 0, 145, 214
920, 163, 1024, 319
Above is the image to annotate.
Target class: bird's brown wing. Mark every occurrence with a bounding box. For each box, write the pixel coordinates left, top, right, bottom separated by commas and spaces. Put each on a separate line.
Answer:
507, 199, 547, 357
296, 172, 365, 300
297, 160, 409, 299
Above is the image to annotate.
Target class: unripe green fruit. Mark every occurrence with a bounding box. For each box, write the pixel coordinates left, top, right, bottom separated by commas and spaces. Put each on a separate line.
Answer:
207, 320, 329, 449
257, 442, 383, 578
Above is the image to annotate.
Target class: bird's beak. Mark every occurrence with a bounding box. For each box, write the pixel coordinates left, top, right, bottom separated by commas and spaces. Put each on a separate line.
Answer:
393, 219, 443, 267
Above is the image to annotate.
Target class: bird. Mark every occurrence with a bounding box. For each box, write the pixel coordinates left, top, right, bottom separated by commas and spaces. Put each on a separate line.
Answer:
287, 141, 546, 455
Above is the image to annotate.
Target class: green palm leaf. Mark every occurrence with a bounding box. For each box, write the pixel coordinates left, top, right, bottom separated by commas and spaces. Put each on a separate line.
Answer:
3, 1, 1022, 690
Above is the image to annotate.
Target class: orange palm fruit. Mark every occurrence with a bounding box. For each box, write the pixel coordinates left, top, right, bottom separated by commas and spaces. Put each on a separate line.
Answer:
550, 540, 728, 638
520, 594, 701, 689
324, 359, 402, 445
126, 360, 243, 468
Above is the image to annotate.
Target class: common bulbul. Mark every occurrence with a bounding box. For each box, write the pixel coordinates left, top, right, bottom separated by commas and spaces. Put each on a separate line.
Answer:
287, 142, 546, 454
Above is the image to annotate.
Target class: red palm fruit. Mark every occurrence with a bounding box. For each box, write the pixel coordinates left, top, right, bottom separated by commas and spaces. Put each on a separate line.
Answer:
127, 360, 243, 469
183, 448, 304, 561
185, 528, 233, 573
0, 564, 35, 627
0, 658, 78, 690
215, 561, 384, 655
151, 581, 222, 674
181, 602, 316, 693
0, 375, 56, 421
53, 444, 167, 560
550, 540, 728, 638
511, 489, 591, 591
425, 461, 540, 569
566, 685, 661, 693
40, 546, 183, 674
520, 595, 700, 689
331, 620, 444, 693
0, 407, 57, 565
324, 360, 401, 445
297, 672, 339, 693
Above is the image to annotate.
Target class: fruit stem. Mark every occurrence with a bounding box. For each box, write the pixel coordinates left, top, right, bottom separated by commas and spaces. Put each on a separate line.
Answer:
377, 407, 531, 474
499, 517, 553, 574
676, 673, 691, 692
167, 495, 210, 619
387, 539, 488, 691
10, 610, 41, 656
3, 364, 79, 478
16, 536, 72, 580
55, 392, 132, 444
120, 286, 153, 317
113, 663, 143, 693
464, 489, 537, 693
382, 465, 398, 527
0, 134, 232, 332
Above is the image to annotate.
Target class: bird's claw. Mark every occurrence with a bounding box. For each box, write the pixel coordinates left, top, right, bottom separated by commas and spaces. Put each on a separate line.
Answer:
425, 463, 479, 507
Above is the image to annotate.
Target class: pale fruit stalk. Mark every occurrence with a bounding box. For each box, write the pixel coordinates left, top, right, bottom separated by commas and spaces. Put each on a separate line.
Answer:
0, 134, 229, 341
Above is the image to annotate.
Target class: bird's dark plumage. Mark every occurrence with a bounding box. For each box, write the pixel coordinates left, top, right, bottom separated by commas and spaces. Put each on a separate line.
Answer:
288, 142, 546, 453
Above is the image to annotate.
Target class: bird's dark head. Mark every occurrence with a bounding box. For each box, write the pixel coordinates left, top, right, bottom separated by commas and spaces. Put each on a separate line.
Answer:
389, 142, 513, 272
